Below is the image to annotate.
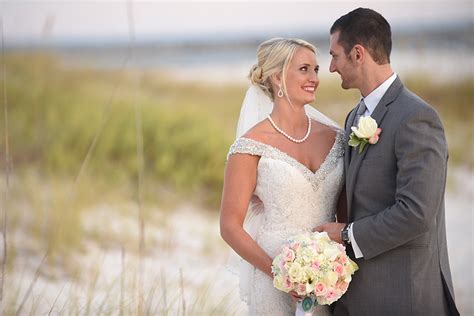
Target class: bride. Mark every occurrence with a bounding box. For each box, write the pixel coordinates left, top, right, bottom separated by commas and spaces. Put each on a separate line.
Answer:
220, 38, 346, 315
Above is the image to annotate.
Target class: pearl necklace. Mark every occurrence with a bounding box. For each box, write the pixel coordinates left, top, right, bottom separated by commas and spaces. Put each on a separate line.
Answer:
267, 114, 311, 143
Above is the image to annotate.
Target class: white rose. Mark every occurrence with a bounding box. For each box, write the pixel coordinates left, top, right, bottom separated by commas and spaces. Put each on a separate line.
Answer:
273, 274, 283, 290
314, 231, 330, 243
288, 262, 304, 283
322, 271, 339, 287
351, 116, 378, 139
273, 274, 286, 291
324, 247, 340, 261
301, 247, 316, 263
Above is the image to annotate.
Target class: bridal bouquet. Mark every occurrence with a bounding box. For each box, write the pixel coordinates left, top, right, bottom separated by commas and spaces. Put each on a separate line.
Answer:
272, 232, 358, 313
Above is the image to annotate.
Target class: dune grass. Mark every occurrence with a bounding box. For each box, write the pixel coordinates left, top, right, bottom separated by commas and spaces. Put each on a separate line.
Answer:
1, 53, 231, 207
3, 255, 243, 315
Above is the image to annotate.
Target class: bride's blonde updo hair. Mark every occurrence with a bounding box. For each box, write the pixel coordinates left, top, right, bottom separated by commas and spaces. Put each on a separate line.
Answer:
249, 38, 316, 101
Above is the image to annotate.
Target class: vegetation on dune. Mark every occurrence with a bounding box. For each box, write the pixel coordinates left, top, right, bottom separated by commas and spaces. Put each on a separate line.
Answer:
1, 54, 233, 209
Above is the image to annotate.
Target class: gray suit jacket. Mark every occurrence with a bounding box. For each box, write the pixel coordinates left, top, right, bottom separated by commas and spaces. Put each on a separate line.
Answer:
334, 77, 459, 316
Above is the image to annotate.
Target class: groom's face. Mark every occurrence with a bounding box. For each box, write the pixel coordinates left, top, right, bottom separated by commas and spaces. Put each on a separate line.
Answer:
329, 31, 358, 90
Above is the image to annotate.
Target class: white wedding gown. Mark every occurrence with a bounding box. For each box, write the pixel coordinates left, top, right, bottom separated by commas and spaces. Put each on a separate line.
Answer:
227, 129, 345, 316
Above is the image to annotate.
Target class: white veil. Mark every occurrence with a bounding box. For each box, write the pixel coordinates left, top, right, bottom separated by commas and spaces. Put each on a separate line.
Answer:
229, 85, 340, 304
236, 85, 339, 137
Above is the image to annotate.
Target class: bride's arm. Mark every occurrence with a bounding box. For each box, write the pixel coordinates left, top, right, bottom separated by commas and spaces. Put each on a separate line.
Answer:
219, 153, 273, 278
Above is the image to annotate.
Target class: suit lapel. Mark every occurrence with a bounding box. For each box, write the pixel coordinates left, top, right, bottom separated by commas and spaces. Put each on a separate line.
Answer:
346, 77, 404, 219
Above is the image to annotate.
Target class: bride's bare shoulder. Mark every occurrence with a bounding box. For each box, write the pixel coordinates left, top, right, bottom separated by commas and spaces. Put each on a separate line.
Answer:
241, 119, 275, 144
312, 120, 339, 143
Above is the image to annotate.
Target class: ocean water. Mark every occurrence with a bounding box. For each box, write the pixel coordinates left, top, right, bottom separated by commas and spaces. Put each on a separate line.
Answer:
57, 44, 472, 83
14, 28, 470, 83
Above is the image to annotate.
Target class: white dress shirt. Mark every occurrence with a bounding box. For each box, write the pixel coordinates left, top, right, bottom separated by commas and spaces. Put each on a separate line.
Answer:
349, 72, 397, 258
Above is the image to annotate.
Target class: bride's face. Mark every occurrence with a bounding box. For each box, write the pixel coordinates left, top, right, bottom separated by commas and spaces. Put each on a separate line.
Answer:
284, 47, 319, 106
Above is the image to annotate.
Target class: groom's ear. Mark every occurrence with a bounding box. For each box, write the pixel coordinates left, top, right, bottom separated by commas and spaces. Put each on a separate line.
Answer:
352, 45, 366, 64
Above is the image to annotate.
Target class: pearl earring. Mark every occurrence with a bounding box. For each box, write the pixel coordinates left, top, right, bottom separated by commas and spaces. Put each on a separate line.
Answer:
277, 85, 284, 98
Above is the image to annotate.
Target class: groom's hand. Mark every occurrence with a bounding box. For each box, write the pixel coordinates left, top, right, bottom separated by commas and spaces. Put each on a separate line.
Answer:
313, 222, 346, 244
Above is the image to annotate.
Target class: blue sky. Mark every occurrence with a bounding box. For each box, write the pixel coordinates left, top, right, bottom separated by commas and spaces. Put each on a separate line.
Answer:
2, 0, 472, 43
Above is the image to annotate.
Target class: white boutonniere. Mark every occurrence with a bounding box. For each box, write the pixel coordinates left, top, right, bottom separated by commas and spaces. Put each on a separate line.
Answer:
349, 116, 382, 154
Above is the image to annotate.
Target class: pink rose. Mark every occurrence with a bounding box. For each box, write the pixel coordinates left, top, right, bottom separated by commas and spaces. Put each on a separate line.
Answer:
283, 276, 293, 291
311, 261, 321, 270
325, 288, 339, 302
283, 247, 296, 262
296, 283, 307, 296
333, 263, 345, 276
337, 255, 348, 265
279, 259, 286, 271
368, 128, 382, 144
314, 282, 327, 296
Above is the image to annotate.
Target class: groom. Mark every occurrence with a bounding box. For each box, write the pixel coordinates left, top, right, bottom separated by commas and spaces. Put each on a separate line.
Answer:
315, 8, 459, 315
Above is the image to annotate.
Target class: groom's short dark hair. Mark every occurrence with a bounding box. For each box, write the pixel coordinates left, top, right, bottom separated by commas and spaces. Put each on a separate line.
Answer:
330, 8, 392, 64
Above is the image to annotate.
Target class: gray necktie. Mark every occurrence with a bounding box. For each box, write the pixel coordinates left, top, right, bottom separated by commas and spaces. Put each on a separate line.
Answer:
350, 99, 367, 158
352, 99, 367, 127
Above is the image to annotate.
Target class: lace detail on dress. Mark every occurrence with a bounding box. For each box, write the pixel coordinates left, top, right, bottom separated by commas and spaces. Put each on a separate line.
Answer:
227, 137, 267, 160
311, 130, 345, 190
